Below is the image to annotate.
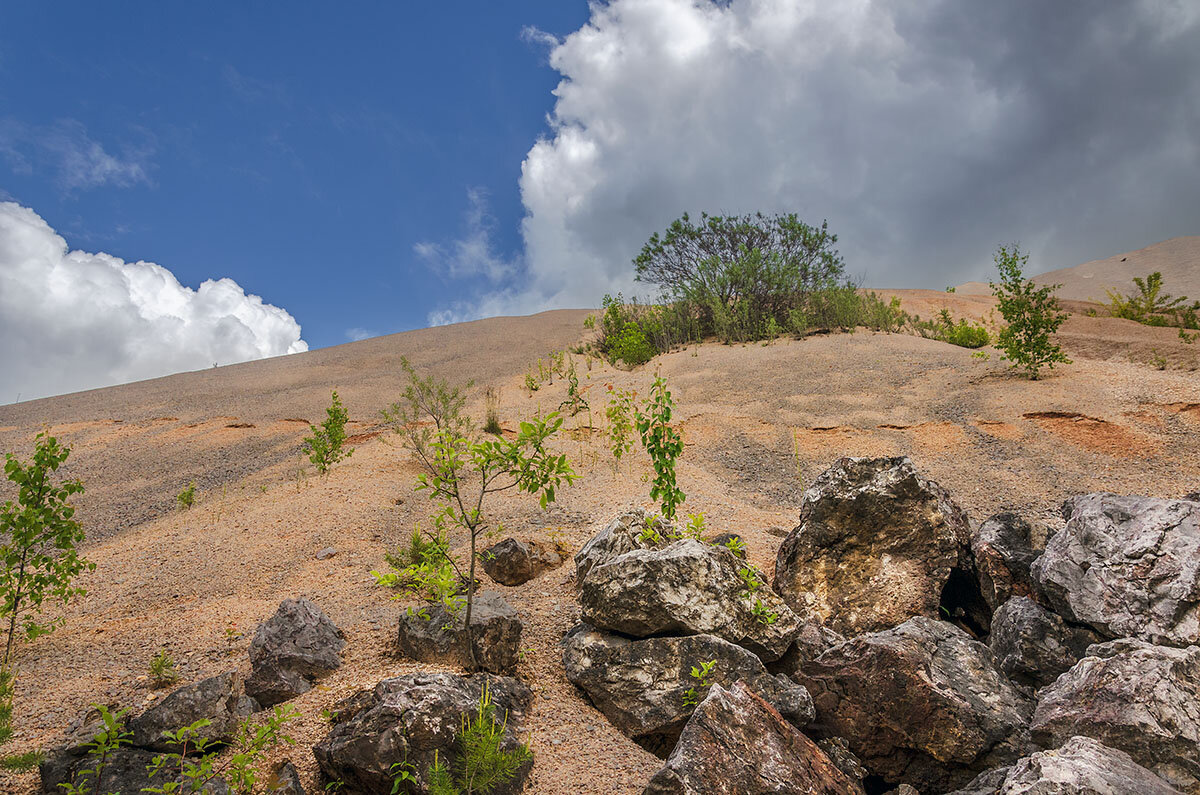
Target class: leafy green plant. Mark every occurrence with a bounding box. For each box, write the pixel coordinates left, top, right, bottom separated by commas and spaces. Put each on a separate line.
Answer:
386, 365, 576, 670
175, 481, 196, 510
608, 319, 656, 368
58, 705, 130, 795
372, 522, 463, 618
908, 309, 989, 348
149, 648, 180, 689
142, 705, 296, 794
681, 513, 705, 541
523, 373, 538, 393
483, 386, 502, 436
737, 566, 764, 593
636, 523, 662, 546
425, 685, 532, 795
604, 385, 636, 473
682, 659, 717, 708
304, 390, 354, 474
1106, 271, 1197, 327
1, 433, 94, 703
558, 359, 590, 417
717, 535, 746, 556
1180, 328, 1198, 344
989, 244, 1070, 379
635, 377, 685, 521
751, 597, 778, 625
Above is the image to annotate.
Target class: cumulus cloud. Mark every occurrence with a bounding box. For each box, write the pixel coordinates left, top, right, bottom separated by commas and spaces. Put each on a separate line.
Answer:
0, 201, 307, 402
435, 0, 1200, 320
0, 119, 152, 194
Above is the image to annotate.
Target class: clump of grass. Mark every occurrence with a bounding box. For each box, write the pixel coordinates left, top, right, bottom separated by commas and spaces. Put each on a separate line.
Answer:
0, 749, 44, 771
176, 481, 196, 510
483, 386, 502, 436
149, 648, 179, 688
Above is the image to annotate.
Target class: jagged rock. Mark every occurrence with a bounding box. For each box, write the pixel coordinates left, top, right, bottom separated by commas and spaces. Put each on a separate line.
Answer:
948, 736, 1182, 794
988, 597, 1101, 690
130, 671, 257, 752
795, 616, 1033, 792
246, 598, 345, 707
881, 787, 919, 795
312, 672, 533, 795
396, 591, 522, 674
708, 533, 746, 558
971, 513, 1051, 610
561, 624, 813, 755
1031, 494, 1200, 647
769, 611, 846, 678
818, 737, 867, 789
1184, 491, 1199, 502
1031, 639, 1200, 792
580, 539, 799, 662
481, 537, 565, 586
41, 746, 228, 794
574, 507, 662, 584
643, 681, 864, 795
266, 760, 305, 794
773, 456, 973, 636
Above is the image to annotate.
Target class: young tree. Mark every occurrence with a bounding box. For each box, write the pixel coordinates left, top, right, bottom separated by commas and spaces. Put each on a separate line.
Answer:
635, 377, 685, 521
989, 244, 1070, 379
384, 362, 576, 670
304, 390, 354, 474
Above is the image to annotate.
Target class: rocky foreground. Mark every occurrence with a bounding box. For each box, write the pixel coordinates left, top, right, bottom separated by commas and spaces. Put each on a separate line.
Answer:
40, 456, 1200, 793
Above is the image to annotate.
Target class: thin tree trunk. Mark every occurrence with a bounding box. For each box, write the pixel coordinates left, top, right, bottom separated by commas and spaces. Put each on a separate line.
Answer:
465, 528, 479, 671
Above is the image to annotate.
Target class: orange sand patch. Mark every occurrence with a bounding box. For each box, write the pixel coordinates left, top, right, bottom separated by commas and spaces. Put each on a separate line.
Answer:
1022, 411, 1156, 458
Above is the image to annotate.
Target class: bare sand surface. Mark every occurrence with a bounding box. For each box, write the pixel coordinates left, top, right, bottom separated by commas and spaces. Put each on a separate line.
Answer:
0, 296, 1198, 793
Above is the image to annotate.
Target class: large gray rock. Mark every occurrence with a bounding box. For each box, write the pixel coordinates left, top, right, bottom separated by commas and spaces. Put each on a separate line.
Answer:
574, 507, 663, 584
130, 671, 257, 752
1031, 639, 1200, 792
971, 513, 1051, 610
312, 672, 532, 795
580, 539, 799, 662
562, 624, 813, 755
949, 736, 1182, 794
246, 598, 345, 707
795, 616, 1033, 792
396, 590, 522, 674
643, 681, 864, 795
1031, 494, 1200, 647
988, 597, 1101, 691
774, 457, 973, 637
481, 537, 565, 586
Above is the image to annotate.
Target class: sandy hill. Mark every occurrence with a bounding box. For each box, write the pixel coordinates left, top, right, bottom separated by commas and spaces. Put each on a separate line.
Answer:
957, 235, 1200, 303
0, 300, 1198, 793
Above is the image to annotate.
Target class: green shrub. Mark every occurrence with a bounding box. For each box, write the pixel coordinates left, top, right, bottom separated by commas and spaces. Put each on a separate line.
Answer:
149, 649, 179, 689
682, 659, 716, 708
608, 319, 656, 367
483, 387, 502, 436
1106, 271, 1199, 329
604, 385, 636, 473
990, 244, 1070, 379
176, 481, 196, 510
635, 377, 685, 521
909, 309, 989, 349
0, 749, 43, 771
304, 390, 354, 474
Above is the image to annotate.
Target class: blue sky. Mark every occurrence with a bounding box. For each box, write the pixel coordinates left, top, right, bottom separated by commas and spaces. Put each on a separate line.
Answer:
0, 3, 589, 349
2, 2, 1197, 401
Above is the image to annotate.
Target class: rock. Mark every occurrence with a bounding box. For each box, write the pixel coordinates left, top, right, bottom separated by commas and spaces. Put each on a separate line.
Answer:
971, 513, 1051, 610
988, 597, 1101, 691
396, 591, 522, 674
1031, 493, 1200, 646
481, 537, 565, 586
246, 598, 345, 707
315, 547, 337, 560
580, 539, 799, 662
643, 681, 864, 795
708, 533, 746, 557
312, 672, 532, 795
130, 671, 257, 752
561, 624, 813, 755
768, 611, 846, 678
574, 507, 660, 584
948, 736, 1182, 794
1030, 639, 1200, 792
795, 616, 1033, 792
266, 760, 305, 794
818, 737, 867, 789
881, 787, 919, 795
41, 746, 228, 794
774, 456, 973, 637
1184, 491, 1199, 502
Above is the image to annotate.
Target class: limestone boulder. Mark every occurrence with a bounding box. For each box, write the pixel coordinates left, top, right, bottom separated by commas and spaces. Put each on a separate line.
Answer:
971, 513, 1051, 610
580, 539, 799, 662
988, 597, 1101, 691
130, 671, 257, 752
396, 591, 522, 674
774, 456, 973, 636
1031, 494, 1200, 647
481, 537, 565, 586
246, 598, 345, 707
643, 681, 864, 795
795, 616, 1033, 792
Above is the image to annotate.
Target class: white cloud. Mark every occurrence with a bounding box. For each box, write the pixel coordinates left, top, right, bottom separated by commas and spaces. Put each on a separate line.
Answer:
345, 327, 377, 342
0, 201, 307, 402
415, 188, 516, 288
0, 119, 151, 194
432, 0, 1200, 321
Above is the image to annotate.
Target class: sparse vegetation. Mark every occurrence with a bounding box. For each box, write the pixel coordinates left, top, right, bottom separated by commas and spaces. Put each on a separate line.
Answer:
1106, 271, 1199, 329
908, 309, 989, 348
682, 659, 717, 708
58, 704, 129, 795
149, 648, 179, 688
604, 385, 636, 473
175, 481, 196, 510
304, 390, 354, 474
426, 685, 532, 795
483, 386, 502, 436
1, 433, 94, 743
371, 524, 462, 618
0, 748, 43, 771
635, 377, 685, 521
989, 244, 1070, 379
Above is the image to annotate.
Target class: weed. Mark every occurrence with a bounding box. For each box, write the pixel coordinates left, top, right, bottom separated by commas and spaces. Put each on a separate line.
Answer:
523, 373, 539, 393
483, 386, 502, 436
908, 309, 989, 348
1150, 349, 1168, 370
717, 535, 746, 556
637, 524, 662, 546
58, 705, 129, 795
682, 659, 717, 708
176, 481, 196, 510
682, 513, 705, 541
737, 566, 764, 593
751, 597, 778, 625
0, 749, 43, 771
148, 648, 179, 689
1180, 328, 1198, 344
635, 377, 685, 521
604, 385, 636, 473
